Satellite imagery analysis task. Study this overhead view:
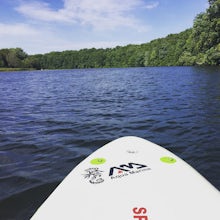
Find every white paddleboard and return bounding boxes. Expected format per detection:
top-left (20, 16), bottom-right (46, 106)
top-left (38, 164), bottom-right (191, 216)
top-left (31, 136), bottom-right (220, 220)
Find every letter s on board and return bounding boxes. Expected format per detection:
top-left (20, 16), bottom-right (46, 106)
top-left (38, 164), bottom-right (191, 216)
top-left (133, 207), bottom-right (147, 215)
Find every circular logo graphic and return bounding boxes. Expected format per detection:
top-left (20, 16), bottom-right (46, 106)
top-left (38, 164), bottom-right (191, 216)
top-left (160, 156), bottom-right (176, 164)
top-left (90, 158), bottom-right (106, 165)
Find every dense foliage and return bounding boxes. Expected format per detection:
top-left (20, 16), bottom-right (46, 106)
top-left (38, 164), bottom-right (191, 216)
top-left (0, 0), bottom-right (219, 70)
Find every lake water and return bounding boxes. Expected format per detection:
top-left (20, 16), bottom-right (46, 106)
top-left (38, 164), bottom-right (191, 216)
top-left (0, 66), bottom-right (220, 219)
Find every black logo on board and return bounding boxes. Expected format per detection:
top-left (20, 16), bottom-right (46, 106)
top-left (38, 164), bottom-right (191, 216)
top-left (109, 162), bottom-right (151, 179)
top-left (83, 168), bottom-right (104, 184)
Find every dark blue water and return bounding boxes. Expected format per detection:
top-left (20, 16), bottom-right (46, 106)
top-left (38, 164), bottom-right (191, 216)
top-left (0, 67), bottom-right (220, 219)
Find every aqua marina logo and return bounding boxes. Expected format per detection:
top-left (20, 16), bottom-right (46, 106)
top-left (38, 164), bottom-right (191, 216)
top-left (109, 162), bottom-right (151, 179)
top-left (84, 161), bottom-right (151, 184)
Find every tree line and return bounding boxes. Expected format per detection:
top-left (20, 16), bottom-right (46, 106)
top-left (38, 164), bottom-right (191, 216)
top-left (0, 0), bottom-right (219, 70)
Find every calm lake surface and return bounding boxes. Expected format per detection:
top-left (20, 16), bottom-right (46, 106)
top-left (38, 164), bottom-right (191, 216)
top-left (0, 66), bottom-right (220, 219)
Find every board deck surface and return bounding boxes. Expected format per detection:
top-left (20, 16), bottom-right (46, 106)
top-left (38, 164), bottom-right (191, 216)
top-left (31, 136), bottom-right (220, 220)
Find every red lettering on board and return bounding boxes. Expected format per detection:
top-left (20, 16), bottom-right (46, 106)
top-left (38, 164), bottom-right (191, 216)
top-left (133, 207), bottom-right (147, 215)
top-left (133, 207), bottom-right (148, 220)
top-left (133, 216), bottom-right (148, 220)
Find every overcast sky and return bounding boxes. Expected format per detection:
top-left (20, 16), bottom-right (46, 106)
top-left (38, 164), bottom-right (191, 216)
top-left (0, 0), bottom-right (208, 54)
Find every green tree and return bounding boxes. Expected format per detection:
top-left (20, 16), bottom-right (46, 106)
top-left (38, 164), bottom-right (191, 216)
top-left (0, 49), bottom-right (9, 67)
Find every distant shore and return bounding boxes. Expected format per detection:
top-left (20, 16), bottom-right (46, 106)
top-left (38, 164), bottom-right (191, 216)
top-left (0, 68), bottom-right (36, 72)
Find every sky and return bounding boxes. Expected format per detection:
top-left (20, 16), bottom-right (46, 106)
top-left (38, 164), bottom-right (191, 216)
top-left (0, 0), bottom-right (209, 55)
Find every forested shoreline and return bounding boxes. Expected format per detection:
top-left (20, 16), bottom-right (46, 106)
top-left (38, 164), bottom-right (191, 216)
top-left (0, 0), bottom-right (219, 71)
